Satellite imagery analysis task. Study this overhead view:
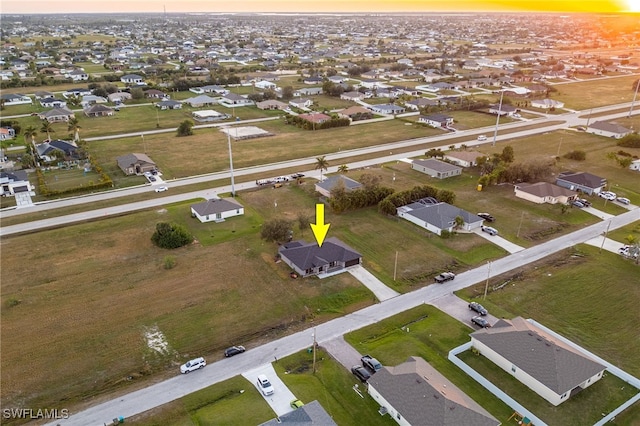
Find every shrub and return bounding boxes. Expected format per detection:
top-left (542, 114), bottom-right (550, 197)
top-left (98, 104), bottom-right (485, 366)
top-left (563, 150), bottom-right (586, 161)
top-left (151, 222), bottom-right (193, 249)
top-left (617, 133), bottom-right (640, 148)
top-left (260, 218), bottom-right (293, 243)
top-left (5, 298), bottom-right (21, 308)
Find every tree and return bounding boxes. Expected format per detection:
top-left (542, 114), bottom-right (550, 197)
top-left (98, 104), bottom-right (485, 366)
top-left (260, 218), bottom-right (293, 243)
top-left (67, 118), bottom-right (81, 142)
top-left (500, 145), bottom-right (515, 164)
top-left (617, 133), bottom-right (640, 148)
top-left (130, 88), bottom-right (144, 100)
top-left (281, 86), bottom-right (294, 100)
top-left (20, 153), bottom-right (36, 168)
top-left (315, 155), bottom-right (329, 181)
top-left (338, 164), bottom-right (349, 173)
top-left (454, 215), bottom-right (465, 230)
top-left (40, 121), bottom-right (55, 141)
top-left (296, 212), bottom-right (311, 236)
top-left (176, 120), bottom-right (194, 137)
top-left (151, 222), bottom-right (193, 249)
top-left (24, 125), bottom-right (38, 144)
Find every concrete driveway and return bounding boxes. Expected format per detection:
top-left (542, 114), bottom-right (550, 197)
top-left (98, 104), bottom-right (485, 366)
top-left (347, 265), bottom-right (399, 301)
top-left (242, 364), bottom-right (297, 417)
top-left (322, 336), bottom-right (364, 371)
top-left (429, 293), bottom-right (500, 329)
top-left (584, 235), bottom-right (630, 255)
top-left (472, 228), bottom-right (525, 254)
top-left (582, 206), bottom-right (614, 220)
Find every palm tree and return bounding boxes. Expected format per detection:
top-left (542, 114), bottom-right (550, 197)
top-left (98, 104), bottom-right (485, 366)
top-left (40, 121), bottom-right (55, 141)
top-left (315, 156), bottom-right (329, 181)
top-left (23, 126), bottom-right (38, 144)
top-left (338, 164), bottom-right (349, 174)
top-left (68, 118), bottom-right (81, 142)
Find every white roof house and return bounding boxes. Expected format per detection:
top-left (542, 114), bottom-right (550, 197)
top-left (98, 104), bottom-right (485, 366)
top-left (190, 198), bottom-right (244, 223)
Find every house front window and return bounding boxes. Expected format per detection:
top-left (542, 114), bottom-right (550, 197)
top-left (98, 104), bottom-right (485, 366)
top-left (511, 364), bottom-right (516, 373)
top-left (216, 213), bottom-right (222, 219)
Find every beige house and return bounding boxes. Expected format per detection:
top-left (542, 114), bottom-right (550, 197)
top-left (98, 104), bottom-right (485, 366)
top-left (411, 158), bottom-right (461, 179)
top-left (514, 182), bottom-right (577, 204)
top-left (443, 150), bottom-right (485, 168)
top-left (471, 317), bottom-right (606, 406)
top-left (116, 153), bottom-right (157, 176)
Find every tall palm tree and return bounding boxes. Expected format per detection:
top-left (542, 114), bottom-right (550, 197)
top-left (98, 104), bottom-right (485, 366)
top-left (315, 156), bottom-right (329, 181)
top-left (40, 121), bottom-right (55, 141)
top-left (24, 125), bottom-right (38, 144)
top-left (338, 164), bottom-right (348, 174)
top-left (68, 118), bottom-right (81, 142)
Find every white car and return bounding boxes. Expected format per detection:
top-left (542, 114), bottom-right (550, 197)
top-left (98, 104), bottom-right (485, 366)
top-left (155, 186), bottom-right (168, 193)
top-left (598, 191), bottom-right (616, 201)
top-left (257, 374), bottom-right (274, 396)
top-left (477, 135), bottom-right (487, 141)
top-left (616, 197), bottom-right (630, 205)
top-left (180, 357), bottom-right (206, 374)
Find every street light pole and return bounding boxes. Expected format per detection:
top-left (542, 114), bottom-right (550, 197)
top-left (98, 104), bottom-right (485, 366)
top-left (226, 129), bottom-right (236, 197)
top-left (629, 79), bottom-right (639, 118)
top-left (483, 261), bottom-right (491, 300)
top-left (492, 90), bottom-right (504, 147)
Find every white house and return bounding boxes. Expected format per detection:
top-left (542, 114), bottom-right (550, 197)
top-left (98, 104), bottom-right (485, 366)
top-left (418, 113), bottom-right (454, 128)
top-left (530, 98), bottom-right (565, 109)
top-left (587, 121), bottom-right (633, 139)
top-left (0, 170), bottom-right (35, 197)
top-left (412, 158), bottom-right (461, 179)
top-left (120, 74), bottom-right (145, 85)
top-left (470, 317), bottom-right (606, 406)
top-left (397, 201), bottom-right (484, 235)
top-left (367, 356), bottom-right (499, 426)
top-left (0, 93), bottom-right (32, 105)
top-left (191, 198), bottom-right (244, 223)
top-left (630, 159), bottom-right (640, 171)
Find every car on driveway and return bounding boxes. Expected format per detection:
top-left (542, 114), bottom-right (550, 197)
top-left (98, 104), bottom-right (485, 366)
top-left (477, 213), bottom-right (495, 222)
top-left (180, 357), bottom-right (206, 374)
top-left (469, 302), bottom-right (488, 316)
top-left (257, 374), bottom-right (274, 396)
top-left (571, 200), bottom-right (585, 208)
top-left (434, 272), bottom-right (456, 283)
top-left (361, 354), bottom-right (382, 373)
top-left (290, 399), bottom-right (304, 409)
top-left (481, 225), bottom-right (498, 236)
top-left (598, 191), bottom-right (616, 200)
top-left (616, 197), bottom-right (630, 205)
top-left (351, 365), bottom-right (372, 382)
top-left (154, 186), bottom-right (168, 193)
top-left (578, 198), bottom-right (591, 207)
top-left (224, 345), bottom-right (245, 357)
top-left (471, 316), bottom-right (491, 328)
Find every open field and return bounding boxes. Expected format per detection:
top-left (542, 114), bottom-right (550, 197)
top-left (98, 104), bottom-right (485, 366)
top-left (550, 75), bottom-right (640, 110)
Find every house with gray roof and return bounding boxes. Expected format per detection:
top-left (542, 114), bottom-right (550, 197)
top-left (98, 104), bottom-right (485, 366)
top-left (39, 107), bottom-right (75, 123)
top-left (0, 170), bottom-right (34, 197)
top-left (587, 121), bottom-right (633, 139)
top-left (418, 113), bottom-right (454, 128)
top-left (412, 158), bottom-right (461, 179)
top-left (315, 175), bottom-right (362, 198)
top-left (471, 317), bottom-right (606, 406)
top-left (397, 201), bottom-right (484, 235)
top-left (368, 104), bottom-right (405, 115)
top-left (156, 100), bottom-right (182, 110)
top-left (35, 139), bottom-right (80, 162)
top-left (182, 95), bottom-right (218, 108)
top-left (259, 400), bottom-right (337, 426)
top-left (116, 153), bottom-right (157, 176)
top-left (190, 197), bottom-right (244, 223)
top-left (514, 182), bottom-right (577, 204)
top-left (367, 356), bottom-right (499, 426)
top-left (278, 237), bottom-right (361, 277)
top-left (555, 171), bottom-right (606, 195)
top-left (84, 104), bottom-right (114, 117)
top-left (443, 150), bottom-right (485, 168)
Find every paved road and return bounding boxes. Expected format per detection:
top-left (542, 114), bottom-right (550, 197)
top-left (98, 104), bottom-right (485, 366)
top-left (45, 208), bottom-right (639, 426)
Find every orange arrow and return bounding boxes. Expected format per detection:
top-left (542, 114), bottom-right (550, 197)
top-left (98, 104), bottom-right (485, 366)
top-left (310, 203), bottom-right (330, 247)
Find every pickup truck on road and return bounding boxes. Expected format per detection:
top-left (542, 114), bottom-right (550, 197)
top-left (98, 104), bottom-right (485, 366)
top-left (434, 272), bottom-right (456, 283)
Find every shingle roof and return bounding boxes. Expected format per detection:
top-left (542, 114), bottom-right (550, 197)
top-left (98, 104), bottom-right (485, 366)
top-left (315, 175), bottom-right (362, 193)
top-left (516, 182), bottom-right (577, 198)
top-left (556, 171), bottom-right (606, 189)
top-left (402, 202), bottom-right (482, 229)
top-left (116, 153), bottom-right (156, 170)
top-left (413, 158), bottom-right (462, 173)
top-left (259, 400), bottom-right (337, 426)
top-left (368, 357), bottom-right (499, 426)
top-left (190, 198), bottom-right (243, 216)
top-left (278, 237), bottom-right (361, 271)
top-left (588, 121), bottom-right (632, 135)
top-left (471, 317), bottom-right (606, 394)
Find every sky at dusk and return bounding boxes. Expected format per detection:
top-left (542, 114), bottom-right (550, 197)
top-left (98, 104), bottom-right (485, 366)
top-left (1, 0), bottom-right (638, 14)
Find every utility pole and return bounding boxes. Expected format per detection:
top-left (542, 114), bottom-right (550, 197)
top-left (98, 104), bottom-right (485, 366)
top-left (312, 328), bottom-right (317, 374)
top-left (600, 220), bottom-right (612, 253)
top-left (226, 129), bottom-right (236, 197)
top-left (393, 251), bottom-right (398, 281)
top-left (629, 79), bottom-right (639, 118)
top-left (516, 211), bottom-right (524, 238)
top-left (483, 261), bottom-right (491, 300)
top-left (492, 90), bottom-right (504, 147)
top-left (557, 137), bottom-right (563, 157)
top-left (141, 134), bottom-right (146, 153)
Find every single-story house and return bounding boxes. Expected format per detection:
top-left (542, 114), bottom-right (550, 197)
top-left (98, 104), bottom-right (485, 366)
top-left (156, 100), bottom-right (182, 110)
top-left (108, 92), bottom-right (132, 103)
top-left (303, 76), bottom-right (323, 85)
top-left (489, 103), bottom-right (518, 116)
top-left (182, 95), bottom-right (219, 108)
top-left (340, 91), bottom-right (365, 101)
top-left (0, 170), bottom-right (35, 196)
top-left (0, 127), bottom-right (16, 141)
top-left (404, 98), bottom-right (439, 111)
top-left (289, 98), bottom-right (313, 109)
top-left (259, 400), bottom-right (337, 426)
top-left (256, 99), bottom-right (289, 110)
top-left (337, 106), bottom-right (372, 120)
top-left (368, 104), bottom-right (405, 115)
top-left (630, 159), bottom-right (640, 171)
top-left (418, 113), bottom-right (454, 128)
top-left (198, 85), bottom-right (228, 95)
top-left (298, 112), bottom-right (331, 125)
top-left (120, 74), bottom-right (145, 85)
top-left (296, 87), bottom-right (323, 96)
top-left (443, 150), bottom-right (485, 168)
top-left (514, 182), bottom-right (577, 204)
top-left (192, 110), bottom-right (228, 122)
top-left (81, 95), bottom-right (108, 107)
top-left (35, 139), bottom-right (79, 162)
top-left (471, 317), bottom-right (606, 406)
top-left (397, 201), bottom-right (484, 235)
top-left (412, 158), bottom-right (462, 179)
top-left (220, 93), bottom-right (254, 106)
top-left (0, 93), bottom-right (32, 105)
top-left (315, 175), bottom-right (362, 197)
top-left (278, 237), bottom-right (362, 278)
top-left (254, 80), bottom-right (277, 90)
top-left (66, 69), bottom-right (88, 81)
top-left (530, 98), bottom-right (565, 109)
top-left (145, 89), bottom-right (168, 99)
top-left (555, 171), bottom-right (606, 195)
top-left (40, 97), bottom-right (67, 108)
top-left (368, 356), bottom-right (500, 426)
top-left (190, 197), bottom-right (244, 223)
top-left (587, 121), bottom-right (633, 139)
top-left (39, 107), bottom-right (75, 123)
top-left (34, 90), bottom-right (55, 100)
top-left (116, 153), bottom-right (157, 176)
top-left (84, 104), bottom-right (115, 117)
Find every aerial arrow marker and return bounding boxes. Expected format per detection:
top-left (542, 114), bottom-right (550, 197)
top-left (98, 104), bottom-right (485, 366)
top-left (310, 203), bottom-right (331, 247)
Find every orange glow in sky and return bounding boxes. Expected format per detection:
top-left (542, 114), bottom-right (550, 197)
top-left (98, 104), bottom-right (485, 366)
top-left (0, 0), bottom-right (633, 14)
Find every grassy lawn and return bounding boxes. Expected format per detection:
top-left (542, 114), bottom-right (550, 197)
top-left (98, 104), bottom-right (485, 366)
top-left (344, 305), bottom-right (513, 423)
top-left (458, 350), bottom-right (638, 426)
top-left (40, 167), bottom-right (101, 192)
top-left (551, 75), bottom-right (640, 110)
top-left (449, 110), bottom-right (516, 130)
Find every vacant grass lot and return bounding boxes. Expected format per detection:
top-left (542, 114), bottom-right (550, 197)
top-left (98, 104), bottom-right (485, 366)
top-left (551, 75), bottom-right (640, 110)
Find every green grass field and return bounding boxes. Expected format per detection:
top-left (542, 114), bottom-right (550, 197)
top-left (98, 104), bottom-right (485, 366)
top-left (550, 75), bottom-right (639, 110)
